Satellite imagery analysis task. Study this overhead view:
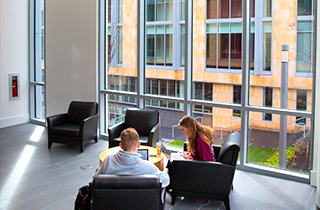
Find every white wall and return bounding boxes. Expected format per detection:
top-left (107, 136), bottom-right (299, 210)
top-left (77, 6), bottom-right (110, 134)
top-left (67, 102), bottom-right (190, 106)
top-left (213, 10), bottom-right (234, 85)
top-left (0, 0), bottom-right (30, 128)
top-left (45, 0), bottom-right (97, 117)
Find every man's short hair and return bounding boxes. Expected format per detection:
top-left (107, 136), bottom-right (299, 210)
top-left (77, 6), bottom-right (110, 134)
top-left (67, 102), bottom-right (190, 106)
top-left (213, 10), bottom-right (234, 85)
top-left (120, 128), bottom-right (139, 151)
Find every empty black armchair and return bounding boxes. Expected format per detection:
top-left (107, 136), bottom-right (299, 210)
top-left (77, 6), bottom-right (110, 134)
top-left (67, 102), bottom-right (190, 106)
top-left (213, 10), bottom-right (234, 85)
top-left (91, 174), bottom-right (165, 210)
top-left (108, 108), bottom-right (160, 148)
top-left (170, 132), bottom-right (241, 210)
top-left (47, 101), bottom-right (99, 152)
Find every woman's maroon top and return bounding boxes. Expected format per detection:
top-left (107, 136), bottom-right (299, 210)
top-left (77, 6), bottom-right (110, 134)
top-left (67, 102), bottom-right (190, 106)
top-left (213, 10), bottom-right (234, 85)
top-left (191, 135), bottom-right (215, 161)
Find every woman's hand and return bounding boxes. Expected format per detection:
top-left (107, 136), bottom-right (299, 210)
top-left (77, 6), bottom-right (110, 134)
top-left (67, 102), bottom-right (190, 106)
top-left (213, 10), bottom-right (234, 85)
top-left (181, 151), bottom-right (191, 159)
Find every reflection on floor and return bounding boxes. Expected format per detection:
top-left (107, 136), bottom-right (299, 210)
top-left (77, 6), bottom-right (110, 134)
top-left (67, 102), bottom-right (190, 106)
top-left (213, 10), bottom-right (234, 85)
top-left (0, 123), bottom-right (316, 210)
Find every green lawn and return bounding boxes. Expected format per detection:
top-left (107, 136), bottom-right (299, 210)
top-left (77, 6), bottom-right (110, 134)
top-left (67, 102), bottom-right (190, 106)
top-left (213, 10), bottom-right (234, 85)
top-left (166, 140), bottom-right (184, 149)
top-left (239, 146), bottom-right (276, 165)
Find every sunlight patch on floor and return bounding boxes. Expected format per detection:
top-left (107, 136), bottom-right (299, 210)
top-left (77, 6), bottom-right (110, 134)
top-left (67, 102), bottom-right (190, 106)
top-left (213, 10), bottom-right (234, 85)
top-left (29, 126), bottom-right (45, 142)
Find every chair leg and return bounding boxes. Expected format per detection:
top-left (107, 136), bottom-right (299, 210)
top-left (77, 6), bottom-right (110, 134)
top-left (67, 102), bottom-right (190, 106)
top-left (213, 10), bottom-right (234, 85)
top-left (224, 196), bottom-right (230, 210)
top-left (171, 191), bottom-right (177, 206)
top-left (80, 144), bottom-right (84, 153)
top-left (94, 136), bottom-right (98, 143)
top-left (48, 141), bottom-right (52, 149)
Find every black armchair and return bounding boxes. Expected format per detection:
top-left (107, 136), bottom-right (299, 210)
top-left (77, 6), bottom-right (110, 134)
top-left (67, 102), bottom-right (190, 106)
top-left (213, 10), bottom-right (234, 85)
top-left (170, 132), bottom-right (241, 210)
top-left (91, 174), bottom-right (165, 210)
top-left (108, 108), bottom-right (160, 148)
top-left (47, 101), bottom-right (99, 152)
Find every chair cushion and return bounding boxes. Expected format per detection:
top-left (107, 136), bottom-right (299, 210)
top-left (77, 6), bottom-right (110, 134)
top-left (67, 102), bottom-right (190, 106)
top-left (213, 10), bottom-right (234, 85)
top-left (124, 108), bottom-right (158, 136)
top-left (51, 124), bottom-right (80, 137)
top-left (67, 101), bottom-right (98, 125)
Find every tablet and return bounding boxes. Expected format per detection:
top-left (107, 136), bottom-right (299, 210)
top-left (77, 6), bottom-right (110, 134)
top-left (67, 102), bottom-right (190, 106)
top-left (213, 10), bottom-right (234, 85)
top-left (137, 149), bottom-right (149, 160)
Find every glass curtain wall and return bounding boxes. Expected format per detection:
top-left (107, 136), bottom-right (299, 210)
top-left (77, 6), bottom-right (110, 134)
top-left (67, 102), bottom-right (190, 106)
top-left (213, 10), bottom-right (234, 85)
top-left (30, 0), bottom-right (45, 124)
top-left (100, 0), bottom-right (137, 133)
top-left (100, 0), bottom-right (314, 180)
top-left (246, 0), bottom-right (313, 175)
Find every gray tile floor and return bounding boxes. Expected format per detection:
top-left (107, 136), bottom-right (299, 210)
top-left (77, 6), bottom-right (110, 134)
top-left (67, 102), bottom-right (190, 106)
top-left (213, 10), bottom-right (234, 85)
top-left (0, 123), bottom-right (316, 210)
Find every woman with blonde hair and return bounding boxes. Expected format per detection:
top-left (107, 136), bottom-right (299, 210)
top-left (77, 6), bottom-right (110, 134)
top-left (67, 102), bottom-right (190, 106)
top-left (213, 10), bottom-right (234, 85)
top-left (179, 115), bottom-right (215, 161)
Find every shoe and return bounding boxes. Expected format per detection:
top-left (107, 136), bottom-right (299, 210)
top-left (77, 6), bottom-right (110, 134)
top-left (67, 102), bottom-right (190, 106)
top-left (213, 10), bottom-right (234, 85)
top-left (193, 198), bottom-right (210, 206)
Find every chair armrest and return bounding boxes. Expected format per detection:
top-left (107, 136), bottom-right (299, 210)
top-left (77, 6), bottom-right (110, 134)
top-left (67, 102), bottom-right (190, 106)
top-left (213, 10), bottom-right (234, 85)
top-left (47, 113), bottom-right (68, 128)
top-left (108, 122), bottom-right (125, 147)
top-left (80, 114), bottom-right (99, 139)
top-left (148, 123), bottom-right (160, 147)
top-left (171, 160), bottom-right (235, 195)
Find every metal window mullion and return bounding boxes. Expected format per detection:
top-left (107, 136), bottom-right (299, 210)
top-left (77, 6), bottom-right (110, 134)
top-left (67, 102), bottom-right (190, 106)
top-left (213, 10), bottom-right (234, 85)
top-left (99, 0), bottom-right (106, 132)
top-left (137, 0), bottom-right (145, 108)
top-left (240, 0), bottom-right (251, 166)
top-left (309, 0), bottom-right (317, 181)
top-left (228, 27), bottom-right (231, 69)
top-left (164, 29), bottom-right (167, 66)
top-left (184, 0), bottom-right (193, 116)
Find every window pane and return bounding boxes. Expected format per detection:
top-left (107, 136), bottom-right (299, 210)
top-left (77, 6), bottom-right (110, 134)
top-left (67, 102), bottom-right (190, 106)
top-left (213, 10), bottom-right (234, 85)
top-left (118, 0), bottom-right (123, 23)
top-left (194, 82), bottom-right (202, 100)
top-left (230, 33), bottom-right (242, 69)
top-left (107, 94), bottom-right (137, 126)
top-left (181, 0), bottom-right (185, 20)
top-left (248, 112), bottom-right (310, 174)
top-left (147, 0), bottom-right (155, 21)
top-left (264, 0), bottom-right (272, 17)
top-left (166, 0), bottom-right (173, 21)
top-left (297, 90), bottom-right (307, 111)
top-left (156, 0), bottom-right (165, 21)
top-left (156, 34), bottom-right (164, 65)
top-left (233, 85), bottom-right (241, 117)
top-left (298, 0), bottom-right (312, 15)
top-left (297, 21), bottom-right (312, 73)
top-left (263, 33), bottom-right (271, 71)
top-left (181, 25), bottom-right (185, 67)
top-left (166, 34), bottom-right (173, 66)
top-left (219, 0), bottom-right (229, 18)
top-left (231, 0), bottom-right (242, 18)
top-left (108, 0), bottom-right (111, 23)
top-left (147, 34), bottom-right (155, 65)
top-left (207, 0), bottom-right (217, 19)
top-left (263, 87), bottom-right (273, 121)
top-left (206, 34), bottom-right (217, 68)
top-left (118, 27), bottom-right (123, 64)
top-left (218, 34), bottom-right (229, 69)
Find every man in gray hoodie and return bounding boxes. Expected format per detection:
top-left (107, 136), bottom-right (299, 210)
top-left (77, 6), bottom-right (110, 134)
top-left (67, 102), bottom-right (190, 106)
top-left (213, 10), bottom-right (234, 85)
top-left (92, 128), bottom-right (170, 188)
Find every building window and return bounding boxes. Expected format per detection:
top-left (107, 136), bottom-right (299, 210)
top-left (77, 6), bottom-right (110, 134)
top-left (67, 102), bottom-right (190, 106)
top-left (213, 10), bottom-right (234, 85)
top-left (207, 0), bottom-right (245, 19)
top-left (206, 23), bottom-right (243, 70)
top-left (263, 22), bottom-right (272, 71)
top-left (263, 87), bottom-right (273, 121)
top-left (146, 78), bottom-right (183, 109)
top-left (180, 24), bottom-right (185, 67)
top-left (233, 85), bottom-right (241, 117)
top-left (147, 0), bottom-right (173, 21)
top-left (146, 25), bottom-right (173, 66)
top-left (193, 82), bottom-right (213, 113)
top-left (296, 21), bottom-right (313, 74)
top-left (298, 0), bottom-right (312, 16)
top-left (296, 90), bottom-right (307, 124)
